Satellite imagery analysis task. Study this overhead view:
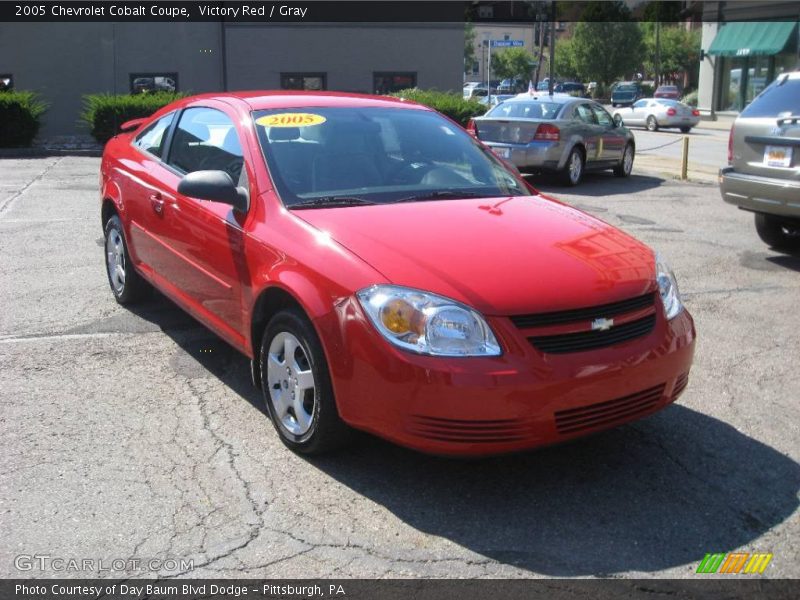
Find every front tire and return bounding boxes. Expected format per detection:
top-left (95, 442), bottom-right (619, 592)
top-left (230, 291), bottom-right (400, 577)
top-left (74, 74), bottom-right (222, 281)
top-left (104, 215), bottom-right (148, 304)
top-left (259, 308), bottom-right (351, 455)
top-left (754, 213), bottom-right (800, 251)
top-left (614, 143), bottom-right (634, 177)
top-left (646, 116), bottom-right (659, 132)
top-left (560, 147), bottom-right (584, 186)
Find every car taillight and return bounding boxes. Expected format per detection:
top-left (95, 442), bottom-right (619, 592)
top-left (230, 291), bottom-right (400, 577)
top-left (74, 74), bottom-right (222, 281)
top-left (667, 108), bottom-right (677, 116)
top-left (466, 119), bottom-right (477, 137)
top-left (533, 123), bottom-right (560, 141)
top-left (692, 109), bottom-right (700, 117)
top-left (728, 125), bottom-right (734, 164)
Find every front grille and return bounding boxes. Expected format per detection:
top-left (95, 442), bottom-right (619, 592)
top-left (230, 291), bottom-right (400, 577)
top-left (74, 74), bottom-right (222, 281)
top-left (408, 415), bottom-right (532, 444)
top-left (672, 372), bottom-right (690, 399)
top-left (511, 293), bottom-right (655, 329)
top-left (529, 313), bottom-right (656, 354)
top-left (554, 383), bottom-right (666, 435)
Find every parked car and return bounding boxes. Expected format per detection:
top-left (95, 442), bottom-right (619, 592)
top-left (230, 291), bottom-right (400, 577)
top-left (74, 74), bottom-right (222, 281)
top-left (613, 98), bottom-right (700, 133)
top-left (100, 91), bottom-right (694, 456)
top-left (720, 71), bottom-right (800, 250)
top-left (463, 82), bottom-right (481, 99)
top-left (611, 82), bottom-right (643, 107)
top-left (554, 82), bottom-right (587, 97)
top-left (479, 94), bottom-right (516, 107)
top-left (470, 93), bottom-right (636, 185)
top-left (498, 78), bottom-right (526, 93)
top-left (654, 85), bottom-right (680, 100)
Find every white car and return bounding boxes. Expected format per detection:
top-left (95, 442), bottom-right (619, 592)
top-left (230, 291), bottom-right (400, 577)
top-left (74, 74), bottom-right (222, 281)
top-left (613, 98), bottom-right (700, 133)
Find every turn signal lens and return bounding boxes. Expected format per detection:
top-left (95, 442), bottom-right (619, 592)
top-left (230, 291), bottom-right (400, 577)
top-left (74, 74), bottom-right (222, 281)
top-left (533, 123), bottom-right (560, 141)
top-left (380, 298), bottom-right (424, 335)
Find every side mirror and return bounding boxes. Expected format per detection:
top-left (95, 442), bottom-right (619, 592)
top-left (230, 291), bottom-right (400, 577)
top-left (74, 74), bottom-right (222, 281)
top-left (177, 170), bottom-right (249, 213)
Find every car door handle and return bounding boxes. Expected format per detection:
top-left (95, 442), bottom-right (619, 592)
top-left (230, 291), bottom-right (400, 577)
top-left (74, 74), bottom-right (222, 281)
top-left (149, 193), bottom-right (165, 214)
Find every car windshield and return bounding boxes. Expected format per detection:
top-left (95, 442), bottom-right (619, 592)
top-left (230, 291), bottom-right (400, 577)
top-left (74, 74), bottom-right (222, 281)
top-left (655, 99), bottom-right (681, 107)
top-left (616, 84), bottom-right (638, 92)
top-left (658, 86), bottom-right (678, 92)
top-left (486, 101), bottom-right (563, 119)
top-left (253, 107), bottom-right (529, 208)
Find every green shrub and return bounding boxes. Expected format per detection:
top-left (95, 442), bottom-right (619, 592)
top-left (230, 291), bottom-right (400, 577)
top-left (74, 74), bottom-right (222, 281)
top-left (81, 92), bottom-right (187, 144)
top-left (389, 88), bottom-right (486, 126)
top-left (0, 91), bottom-right (48, 147)
top-left (682, 90), bottom-right (698, 107)
top-left (640, 83), bottom-right (655, 97)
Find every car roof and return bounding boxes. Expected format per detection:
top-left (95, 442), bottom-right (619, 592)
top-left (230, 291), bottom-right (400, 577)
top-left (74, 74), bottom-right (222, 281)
top-left (506, 93), bottom-right (578, 105)
top-left (180, 90), bottom-right (429, 112)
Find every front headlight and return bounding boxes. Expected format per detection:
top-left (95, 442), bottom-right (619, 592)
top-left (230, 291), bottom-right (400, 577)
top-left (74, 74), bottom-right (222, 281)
top-left (656, 252), bottom-right (683, 320)
top-left (356, 285), bottom-right (501, 357)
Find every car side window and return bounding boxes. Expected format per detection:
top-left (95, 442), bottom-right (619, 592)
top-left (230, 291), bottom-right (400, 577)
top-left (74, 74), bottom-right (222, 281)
top-left (591, 105), bottom-right (613, 127)
top-left (575, 104), bottom-right (597, 125)
top-left (167, 107), bottom-right (244, 183)
top-left (132, 113), bottom-right (174, 158)
top-left (633, 100), bottom-right (647, 109)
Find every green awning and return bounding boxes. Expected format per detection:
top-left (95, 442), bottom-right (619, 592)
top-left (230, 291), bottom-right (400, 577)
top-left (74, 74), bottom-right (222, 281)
top-left (708, 21), bottom-right (798, 57)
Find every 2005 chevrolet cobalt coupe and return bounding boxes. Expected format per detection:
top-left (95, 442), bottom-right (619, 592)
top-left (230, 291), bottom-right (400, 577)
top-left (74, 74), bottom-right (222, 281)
top-left (100, 92), bottom-right (695, 456)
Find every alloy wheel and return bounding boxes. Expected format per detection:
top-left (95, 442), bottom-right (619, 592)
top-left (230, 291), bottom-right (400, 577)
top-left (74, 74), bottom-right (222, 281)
top-left (266, 331), bottom-right (316, 436)
top-left (569, 151), bottom-right (583, 184)
top-left (623, 145), bottom-right (634, 175)
top-left (106, 227), bottom-right (126, 295)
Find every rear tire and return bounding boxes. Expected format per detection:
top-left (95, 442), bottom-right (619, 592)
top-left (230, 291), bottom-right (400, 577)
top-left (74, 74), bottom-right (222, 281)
top-left (104, 215), bottom-right (148, 305)
top-left (754, 213), bottom-right (800, 251)
top-left (614, 143), bottom-right (634, 177)
top-left (646, 116), bottom-right (659, 132)
top-left (680, 126), bottom-right (692, 133)
top-left (259, 308), bottom-right (352, 455)
top-left (560, 147), bottom-right (584, 186)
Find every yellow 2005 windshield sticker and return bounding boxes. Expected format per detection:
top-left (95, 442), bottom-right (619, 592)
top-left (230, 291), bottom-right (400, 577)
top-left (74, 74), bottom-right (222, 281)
top-left (256, 113), bottom-right (326, 128)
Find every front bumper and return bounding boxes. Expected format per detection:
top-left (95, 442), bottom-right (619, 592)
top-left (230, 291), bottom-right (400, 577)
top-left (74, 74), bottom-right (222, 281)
top-left (483, 140), bottom-right (566, 170)
top-left (330, 301), bottom-right (696, 456)
top-left (720, 166), bottom-right (800, 218)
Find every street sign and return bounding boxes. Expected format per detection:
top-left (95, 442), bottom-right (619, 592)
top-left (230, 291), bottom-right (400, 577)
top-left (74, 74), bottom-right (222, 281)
top-left (490, 40), bottom-right (524, 48)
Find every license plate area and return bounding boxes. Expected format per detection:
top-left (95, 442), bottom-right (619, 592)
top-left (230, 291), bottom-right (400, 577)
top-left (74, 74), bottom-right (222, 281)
top-left (764, 145), bottom-right (793, 168)
top-left (491, 147), bottom-right (511, 159)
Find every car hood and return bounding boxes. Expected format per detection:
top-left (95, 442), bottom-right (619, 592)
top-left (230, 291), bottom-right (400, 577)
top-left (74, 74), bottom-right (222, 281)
top-left (294, 196), bottom-right (656, 315)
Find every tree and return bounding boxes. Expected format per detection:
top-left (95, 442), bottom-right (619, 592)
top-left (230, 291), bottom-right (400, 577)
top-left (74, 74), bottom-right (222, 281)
top-left (553, 37), bottom-right (579, 80)
top-left (464, 22), bottom-right (476, 76)
top-left (491, 47), bottom-right (537, 81)
top-left (641, 23), bottom-right (701, 84)
top-left (569, 2), bottom-right (643, 87)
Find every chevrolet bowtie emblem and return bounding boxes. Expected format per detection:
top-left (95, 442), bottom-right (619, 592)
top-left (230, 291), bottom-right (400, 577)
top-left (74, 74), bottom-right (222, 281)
top-left (592, 318), bottom-right (614, 331)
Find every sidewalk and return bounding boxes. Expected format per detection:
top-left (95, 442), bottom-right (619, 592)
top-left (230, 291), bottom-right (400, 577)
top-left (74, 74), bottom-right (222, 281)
top-left (635, 154), bottom-right (720, 185)
top-left (694, 114), bottom-right (736, 133)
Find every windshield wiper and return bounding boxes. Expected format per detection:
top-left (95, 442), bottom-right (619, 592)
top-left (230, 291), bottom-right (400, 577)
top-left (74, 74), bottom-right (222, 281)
top-left (290, 196), bottom-right (378, 209)
top-left (393, 190), bottom-right (489, 203)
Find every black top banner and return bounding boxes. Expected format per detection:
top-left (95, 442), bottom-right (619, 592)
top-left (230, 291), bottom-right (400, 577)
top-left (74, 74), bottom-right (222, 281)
top-left (4, 1), bottom-right (799, 23)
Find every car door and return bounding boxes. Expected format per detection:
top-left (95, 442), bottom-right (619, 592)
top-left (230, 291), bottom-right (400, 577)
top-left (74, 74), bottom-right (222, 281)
top-left (628, 99), bottom-right (648, 126)
top-left (125, 111), bottom-right (179, 274)
top-left (591, 103), bottom-right (626, 163)
top-left (573, 102), bottom-right (603, 165)
top-left (157, 105), bottom-right (250, 341)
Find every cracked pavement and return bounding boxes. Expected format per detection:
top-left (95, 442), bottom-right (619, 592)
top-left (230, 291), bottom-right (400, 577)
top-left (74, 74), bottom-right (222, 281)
top-left (0, 158), bottom-right (798, 579)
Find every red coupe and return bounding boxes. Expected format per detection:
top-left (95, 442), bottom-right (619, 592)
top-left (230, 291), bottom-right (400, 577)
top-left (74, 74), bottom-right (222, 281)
top-left (100, 92), bottom-right (695, 456)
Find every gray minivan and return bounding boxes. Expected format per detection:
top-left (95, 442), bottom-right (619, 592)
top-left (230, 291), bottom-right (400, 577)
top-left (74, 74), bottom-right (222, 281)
top-left (720, 71), bottom-right (800, 250)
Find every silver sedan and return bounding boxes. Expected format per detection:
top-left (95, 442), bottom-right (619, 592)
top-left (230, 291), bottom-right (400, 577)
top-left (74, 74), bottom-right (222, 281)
top-left (472, 93), bottom-right (636, 186)
top-left (612, 98), bottom-right (700, 133)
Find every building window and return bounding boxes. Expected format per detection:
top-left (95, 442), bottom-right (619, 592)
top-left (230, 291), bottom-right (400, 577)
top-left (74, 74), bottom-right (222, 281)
top-left (280, 73), bottom-right (326, 91)
top-left (0, 74), bottom-right (13, 91)
top-left (373, 72), bottom-right (417, 95)
top-left (130, 73), bottom-right (178, 94)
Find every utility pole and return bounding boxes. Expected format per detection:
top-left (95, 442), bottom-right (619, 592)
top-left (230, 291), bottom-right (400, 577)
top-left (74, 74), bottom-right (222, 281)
top-left (548, 4), bottom-right (555, 95)
top-left (655, 21), bottom-right (661, 86)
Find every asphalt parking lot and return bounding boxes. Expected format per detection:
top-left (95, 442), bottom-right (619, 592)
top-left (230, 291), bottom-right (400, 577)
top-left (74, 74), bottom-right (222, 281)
top-left (1, 157), bottom-right (798, 578)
